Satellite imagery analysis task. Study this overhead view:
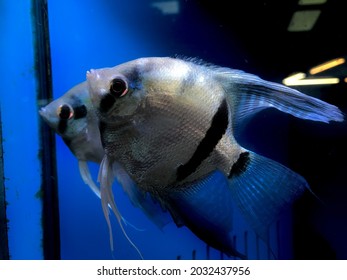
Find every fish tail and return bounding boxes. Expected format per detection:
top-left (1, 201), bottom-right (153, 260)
top-left (99, 156), bottom-right (144, 259)
top-left (227, 150), bottom-right (309, 241)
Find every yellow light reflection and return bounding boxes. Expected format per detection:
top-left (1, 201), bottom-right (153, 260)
top-left (309, 58), bottom-right (345, 75)
top-left (282, 72), bottom-right (306, 85)
top-left (284, 78), bottom-right (340, 86)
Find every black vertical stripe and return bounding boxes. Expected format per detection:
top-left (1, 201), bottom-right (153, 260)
top-left (57, 119), bottom-right (68, 134)
top-left (99, 121), bottom-right (107, 148)
top-left (176, 98), bottom-right (229, 181)
top-left (73, 105), bottom-right (87, 119)
top-left (100, 94), bottom-right (116, 113)
top-left (228, 152), bottom-right (250, 179)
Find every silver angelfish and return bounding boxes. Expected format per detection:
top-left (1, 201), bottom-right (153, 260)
top-left (86, 57), bottom-right (344, 259)
top-left (39, 82), bottom-right (152, 257)
top-left (39, 82), bottom-right (104, 197)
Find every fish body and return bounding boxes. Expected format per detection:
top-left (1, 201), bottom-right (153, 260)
top-left (84, 57), bottom-right (343, 258)
top-left (89, 58), bottom-right (239, 189)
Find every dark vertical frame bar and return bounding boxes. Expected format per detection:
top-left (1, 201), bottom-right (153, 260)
top-left (32, 0), bottom-right (61, 259)
top-left (0, 110), bottom-right (10, 260)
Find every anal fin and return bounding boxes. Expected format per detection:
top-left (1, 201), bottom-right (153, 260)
top-left (228, 150), bottom-right (309, 241)
top-left (164, 170), bottom-right (246, 259)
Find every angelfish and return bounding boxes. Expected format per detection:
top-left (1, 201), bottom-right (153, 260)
top-left (39, 82), bottom-right (149, 257)
top-left (86, 57), bottom-right (344, 259)
top-left (39, 82), bottom-right (104, 197)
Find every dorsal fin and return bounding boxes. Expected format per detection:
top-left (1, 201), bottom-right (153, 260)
top-left (214, 68), bottom-right (344, 127)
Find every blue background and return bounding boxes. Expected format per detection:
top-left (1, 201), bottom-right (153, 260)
top-left (1, 0), bottom-right (346, 260)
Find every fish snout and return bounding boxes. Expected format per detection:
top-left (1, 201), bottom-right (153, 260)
top-left (38, 106), bottom-right (59, 129)
top-left (39, 107), bottom-right (51, 125)
top-left (39, 107), bottom-right (47, 119)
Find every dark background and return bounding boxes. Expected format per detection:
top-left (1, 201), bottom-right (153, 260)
top-left (172, 0), bottom-right (347, 259)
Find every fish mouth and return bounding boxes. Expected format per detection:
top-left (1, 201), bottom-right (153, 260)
top-left (39, 107), bottom-right (48, 120)
top-left (38, 107), bottom-right (56, 128)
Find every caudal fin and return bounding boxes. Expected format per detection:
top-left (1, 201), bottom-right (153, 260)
top-left (228, 150), bottom-right (309, 241)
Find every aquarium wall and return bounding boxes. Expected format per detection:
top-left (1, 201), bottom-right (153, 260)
top-left (1, 0), bottom-right (346, 260)
top-left (1, 0), bottom-right (46, 259)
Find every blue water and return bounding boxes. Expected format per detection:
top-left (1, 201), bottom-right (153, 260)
top-left (1, 0), bottom-right (346, 260)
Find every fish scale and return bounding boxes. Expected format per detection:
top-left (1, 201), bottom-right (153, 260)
top-left (101, 93), bottom-right (224, 189)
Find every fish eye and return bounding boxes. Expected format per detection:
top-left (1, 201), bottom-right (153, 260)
top-left (110, 78), bottom-right (128, 98)
top-left (57, 104), bottom-right (74, 120)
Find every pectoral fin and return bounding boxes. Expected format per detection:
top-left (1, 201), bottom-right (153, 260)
top-left (98, 156), bottom-right (143, 259)
top-left (78, 160), bottom-right (101, 198)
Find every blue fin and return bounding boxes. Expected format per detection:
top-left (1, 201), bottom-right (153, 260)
top-left (228, 150), bottom-right (309, 241)
top-left (164, 170), bottom-right (247, 259)
top-left (215, 68), bottom-right (344, 124)
top-left (163, 151), bottom-right (309, 259)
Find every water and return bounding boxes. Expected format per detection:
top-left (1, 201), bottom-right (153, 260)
top-left (1, 0), bottom-right (346, 260)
